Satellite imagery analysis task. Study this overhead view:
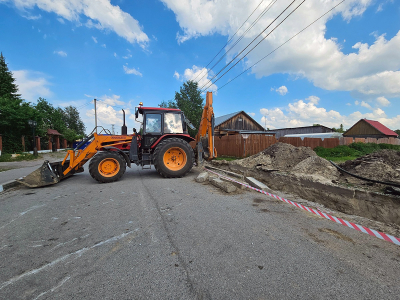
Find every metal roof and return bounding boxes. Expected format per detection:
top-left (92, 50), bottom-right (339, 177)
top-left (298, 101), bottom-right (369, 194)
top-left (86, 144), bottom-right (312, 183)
top-left (363, 119), bottom-right (398, 137)
top-left (214, 111), bottom-right (242, 127)
top-left (47, 129), bottom-right (62, 136)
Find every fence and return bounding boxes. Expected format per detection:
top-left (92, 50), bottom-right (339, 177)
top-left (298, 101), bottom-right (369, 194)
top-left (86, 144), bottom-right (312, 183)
top-left (215, 135), bottom-right (400, 158)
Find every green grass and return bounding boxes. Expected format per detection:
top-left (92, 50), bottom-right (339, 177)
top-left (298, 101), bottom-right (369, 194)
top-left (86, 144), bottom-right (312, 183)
top-left (314, 142), bottom-right (400, 162)
top-left (0, 153), bottom-right (40, 162)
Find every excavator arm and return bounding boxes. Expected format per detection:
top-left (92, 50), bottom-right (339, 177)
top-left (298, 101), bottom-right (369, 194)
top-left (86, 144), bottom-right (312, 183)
top-left (195, 91), bottom-right (217, 161)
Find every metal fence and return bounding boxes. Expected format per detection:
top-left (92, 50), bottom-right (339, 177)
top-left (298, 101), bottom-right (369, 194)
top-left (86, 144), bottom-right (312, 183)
top-left (214, 135), bottom-right (400, 158)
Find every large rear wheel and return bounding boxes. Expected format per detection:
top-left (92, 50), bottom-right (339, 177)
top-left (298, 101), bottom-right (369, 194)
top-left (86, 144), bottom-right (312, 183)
top-left (89, 151), bottom-right (126, 183)
top-left (153, 138), bottom-right (194, 178)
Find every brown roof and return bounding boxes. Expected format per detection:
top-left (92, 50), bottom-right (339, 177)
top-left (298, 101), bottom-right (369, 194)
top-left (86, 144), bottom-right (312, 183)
top-left (47, 129), bottom-right (62, 136)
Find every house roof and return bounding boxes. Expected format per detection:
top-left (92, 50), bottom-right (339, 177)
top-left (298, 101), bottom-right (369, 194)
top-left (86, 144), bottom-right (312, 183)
top-left (47, 129), bottom-right (62, 136)
top-left (363, 119), bottom-right (398, 137)
top-left (214, 111), bottom-right (242, 127)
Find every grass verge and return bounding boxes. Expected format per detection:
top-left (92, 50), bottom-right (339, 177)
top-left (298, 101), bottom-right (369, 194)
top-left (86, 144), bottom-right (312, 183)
top-left (0, 153), bottom-right (40, 162)
top-left (315, 142), bottom-right (400, 162)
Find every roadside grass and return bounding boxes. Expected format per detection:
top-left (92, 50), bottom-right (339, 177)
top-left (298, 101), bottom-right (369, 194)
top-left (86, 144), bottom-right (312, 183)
top-left (0, 153), bottom-right (40, 162)
top-left (315, 142), bottom-right (400, 162)
top-left (0, 167), bottom-right (12, 172)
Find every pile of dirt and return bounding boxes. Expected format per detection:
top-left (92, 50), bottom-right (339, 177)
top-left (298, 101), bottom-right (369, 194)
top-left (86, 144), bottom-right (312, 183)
top-left (230, 142), bottom-right (317, 171)
top-left (339, 150), bottom-right (400, 184)
top-left (292, 156), bottom-right (340, 182)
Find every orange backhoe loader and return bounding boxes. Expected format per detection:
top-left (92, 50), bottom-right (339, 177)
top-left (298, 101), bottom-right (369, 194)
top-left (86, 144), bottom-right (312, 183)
top-left (17, 92), bottom-right (217, 188)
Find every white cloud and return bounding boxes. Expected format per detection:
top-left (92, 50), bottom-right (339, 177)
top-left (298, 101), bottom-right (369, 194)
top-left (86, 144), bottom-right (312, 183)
top-left (101, 44), bottom-right (106, 48)
top-left (92, 36), bottom-right (98, 43)
top-left (160, 0), bottom-right (400, 98)
top-left (376, 96), bottom-right (390, 107)
top-left (275, 86), bottom-right (288, 96)
top-left (57, 17), bottom-right (65, 24)
top-left (176, 65), bottom-right (218, 92)
top-left (6, 0), bottom-right (149, 45)
top-left (346, 103), bottom-right (351, 106)
top-left (12, 70), bottom-right (52, 101)
top-left (53, 50), bottom-right (67, 57)
top-left (306, 96), bottom-right (320, 104)
top-left (260, 96), bottom-right (400, 130)
top-left (247, 112), bottom-right (255, 117)
top-left (360, 101), bottom-right (372, 109)
top-left (84, 94), bottom-right (141, 131)
top-left (122, 54), bottom-right (132, 59)
top-left (113, 52), bottom-right (117, 57)
top-left (123, 65), bottom-right (142, 76)
top-left (173, 71), bottom-right (180, 80)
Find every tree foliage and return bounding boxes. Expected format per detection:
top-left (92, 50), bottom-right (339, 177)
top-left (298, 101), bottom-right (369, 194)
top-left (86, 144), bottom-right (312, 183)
top-left (159, 80), bottom-right (204, 137)
top-left (332, 124), bottom-right (345, 133)
top-left (0, 53), bottom-right (86, 153)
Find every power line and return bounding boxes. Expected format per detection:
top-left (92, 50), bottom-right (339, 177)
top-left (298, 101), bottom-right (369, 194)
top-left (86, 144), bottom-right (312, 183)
top-left (191, 0), bottom-right (266, 82)
top-left (200, 0), bottom-right (299, 91)
top-left (195, 0), bottom-right (279, 85)
top-left (201, 0), bottom-right (306, 92)
top-left (216, 0), bottom-right (346, 92)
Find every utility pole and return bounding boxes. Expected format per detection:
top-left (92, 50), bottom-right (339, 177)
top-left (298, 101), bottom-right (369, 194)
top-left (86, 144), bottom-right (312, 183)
top-left (94, 98), bottom-right (97, 133)
top-left (111, 124), bottom-right (115, 135)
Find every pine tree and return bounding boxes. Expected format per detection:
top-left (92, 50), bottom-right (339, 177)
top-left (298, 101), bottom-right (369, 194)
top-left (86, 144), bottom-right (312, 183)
top-left (0, 52), bottom-right (20, 100)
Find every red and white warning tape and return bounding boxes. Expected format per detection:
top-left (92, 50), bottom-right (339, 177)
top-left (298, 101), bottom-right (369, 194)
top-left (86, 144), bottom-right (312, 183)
top-left (206, 169), bottom-right (400, 246)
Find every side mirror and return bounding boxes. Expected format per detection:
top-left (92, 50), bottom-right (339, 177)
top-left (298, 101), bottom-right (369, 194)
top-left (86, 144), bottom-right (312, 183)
top-left (135, 108), bottom-right (139, 119)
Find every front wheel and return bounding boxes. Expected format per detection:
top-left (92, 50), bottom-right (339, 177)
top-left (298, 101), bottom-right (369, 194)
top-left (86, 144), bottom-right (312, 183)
top-left (153, 138), bottom-right (194, 178)
top-left (89, 151), bottom-right (126, 183)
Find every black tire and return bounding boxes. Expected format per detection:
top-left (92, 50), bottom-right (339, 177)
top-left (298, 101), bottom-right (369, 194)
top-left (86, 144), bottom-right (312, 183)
top-left (89, 151), bottom-right (126, 183)
top-left (153, 138), bottom-right (194, 178)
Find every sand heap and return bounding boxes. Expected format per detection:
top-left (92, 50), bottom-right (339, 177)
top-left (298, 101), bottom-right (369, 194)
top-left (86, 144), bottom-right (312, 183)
top-left (339, 150), bottom-right (400, 184)
top-left (230, 142), bottom-right (317, 171)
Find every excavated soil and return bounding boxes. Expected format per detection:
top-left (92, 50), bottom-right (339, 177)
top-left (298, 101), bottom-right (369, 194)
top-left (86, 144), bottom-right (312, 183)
top-left (230, 142), bottom-right (317, 171)
top-left (212, 144), bottom-right (400, 228)
top-left (338, 150), bottom-right (400, 187)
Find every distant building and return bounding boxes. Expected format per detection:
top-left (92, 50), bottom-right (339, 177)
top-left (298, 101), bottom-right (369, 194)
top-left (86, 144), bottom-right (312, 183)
top-left (214, 111), bottom-right (273, 136)
top-left (284, 132), bottom-right (343, 140)
top-left (343, 119), bottom-right (398, 139)
top-left (265, 125), bottom-right (334, 139)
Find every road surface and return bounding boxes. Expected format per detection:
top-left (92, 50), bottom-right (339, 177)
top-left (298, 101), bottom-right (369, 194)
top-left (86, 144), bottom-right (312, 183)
top-left (0, 165), bottom-right (399, 299)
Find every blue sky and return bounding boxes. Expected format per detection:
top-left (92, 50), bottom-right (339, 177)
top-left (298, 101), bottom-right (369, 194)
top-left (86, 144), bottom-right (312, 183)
top-left (0, 0), bottom-right (399, 133)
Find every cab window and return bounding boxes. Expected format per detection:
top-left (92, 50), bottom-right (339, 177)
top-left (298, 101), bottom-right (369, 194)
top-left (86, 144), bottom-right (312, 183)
top-left (145, 114), bottom-right (162, 133)
top-left (164, 113), bottom-right (183, 134)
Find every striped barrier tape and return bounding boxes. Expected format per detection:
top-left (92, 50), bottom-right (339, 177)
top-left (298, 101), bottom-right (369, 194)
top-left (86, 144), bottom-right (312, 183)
top-left (205, 168), bottom-right (400, 246)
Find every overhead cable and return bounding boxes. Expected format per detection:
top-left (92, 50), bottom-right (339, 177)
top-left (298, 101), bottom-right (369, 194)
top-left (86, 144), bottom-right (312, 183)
top-left (195, 0), bottom-right (279, 84)
top-left (216, 0), bottom-right (346, 91)
top-left (201, 0), bottom-right (306, 92)
top-left (200, 0), bottom-right (299, 91)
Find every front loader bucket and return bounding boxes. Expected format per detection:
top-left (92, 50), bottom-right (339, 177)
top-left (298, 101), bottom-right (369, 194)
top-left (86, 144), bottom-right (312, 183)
top-left (16, 161), bottom-right (60, 188)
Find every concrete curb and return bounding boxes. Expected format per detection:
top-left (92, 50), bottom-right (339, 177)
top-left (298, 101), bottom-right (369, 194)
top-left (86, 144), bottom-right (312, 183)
top-left (0, 180), bottom-right (23, 193)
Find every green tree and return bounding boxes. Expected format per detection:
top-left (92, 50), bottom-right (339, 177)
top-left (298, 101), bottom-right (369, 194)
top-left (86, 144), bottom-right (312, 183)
top-left (35, 98), bottom-right (66, 135)
top-left (159, 99), bottom-right (178, 109)
top-left (63, 105), bottom-right (86, 135)
top-left (0, 52), bottom-right (20, 100)
top-left (332, 124), bottom-right (345, 133)
top-left (395, 129), bottom-right (400, 136)
top-left (165, 80), bottom-right (204, 138)
top-left (0, 53), bottom-right (38, 153)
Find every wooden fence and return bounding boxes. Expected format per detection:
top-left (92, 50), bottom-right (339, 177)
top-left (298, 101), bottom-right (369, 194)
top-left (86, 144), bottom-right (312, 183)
top-left (214, 135), bottom-right (400, 158)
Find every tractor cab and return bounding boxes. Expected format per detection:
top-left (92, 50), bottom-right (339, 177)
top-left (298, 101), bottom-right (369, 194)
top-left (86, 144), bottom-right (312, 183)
top-left (135, 105), bottom-right (191, 149)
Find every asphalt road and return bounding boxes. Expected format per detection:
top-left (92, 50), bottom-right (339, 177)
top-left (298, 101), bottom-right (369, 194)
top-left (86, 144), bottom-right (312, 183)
top-left (0, 165), bottom-right (399, 300)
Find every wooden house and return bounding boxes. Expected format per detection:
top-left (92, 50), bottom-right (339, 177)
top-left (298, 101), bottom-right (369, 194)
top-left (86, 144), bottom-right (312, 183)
top-left (343, 119), bottom-right (398, 139)
top-left (214, 111), bottom-right (271, 136)
top-left (264, 125), bottom-right (334, 139)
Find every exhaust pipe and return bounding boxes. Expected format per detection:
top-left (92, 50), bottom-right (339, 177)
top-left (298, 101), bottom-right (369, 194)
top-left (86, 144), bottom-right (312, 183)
top-left (121, 109), bottom-right (127, 135)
